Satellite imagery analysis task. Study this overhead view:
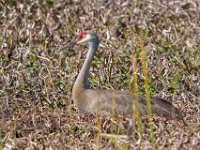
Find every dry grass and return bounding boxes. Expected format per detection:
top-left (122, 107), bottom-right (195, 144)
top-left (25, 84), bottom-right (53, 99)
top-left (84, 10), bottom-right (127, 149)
top-left (0, 0), bottom-right (200, 149)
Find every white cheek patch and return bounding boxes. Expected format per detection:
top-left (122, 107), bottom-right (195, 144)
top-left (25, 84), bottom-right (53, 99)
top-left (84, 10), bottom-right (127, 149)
top-left (77, 34), bottom-right (91, 44)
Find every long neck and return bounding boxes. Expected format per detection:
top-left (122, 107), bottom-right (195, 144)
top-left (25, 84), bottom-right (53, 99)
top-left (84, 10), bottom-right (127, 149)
top-left (74, 40), bottom-right (99, 90)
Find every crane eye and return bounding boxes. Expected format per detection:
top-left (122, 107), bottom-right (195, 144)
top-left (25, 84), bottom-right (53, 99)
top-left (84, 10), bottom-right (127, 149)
top-left (78, 32), bottom-right (87, 41)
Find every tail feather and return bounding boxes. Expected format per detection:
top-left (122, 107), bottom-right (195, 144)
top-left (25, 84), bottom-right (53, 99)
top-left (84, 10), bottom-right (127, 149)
top-left (139, 96), bottom-right (185, 120)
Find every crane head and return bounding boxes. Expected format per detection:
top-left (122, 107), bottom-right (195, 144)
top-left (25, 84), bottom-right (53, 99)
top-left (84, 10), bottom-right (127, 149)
top-left (56, 31), bottom-right (98, 53)
top-left (76, 31), bottom-right (93, 44)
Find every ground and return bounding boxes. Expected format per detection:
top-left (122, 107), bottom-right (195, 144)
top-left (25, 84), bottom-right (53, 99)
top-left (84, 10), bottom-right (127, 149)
top-left (0, 0), bottom-right (200, 149)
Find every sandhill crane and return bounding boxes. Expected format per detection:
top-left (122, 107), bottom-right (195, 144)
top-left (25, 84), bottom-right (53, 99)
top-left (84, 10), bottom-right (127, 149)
top-left (57, 31), bottom-right (184, 120)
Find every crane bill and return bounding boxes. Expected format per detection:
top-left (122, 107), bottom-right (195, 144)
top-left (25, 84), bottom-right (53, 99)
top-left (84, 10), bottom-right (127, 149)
top-left (56, 41), bottom-right (77, 53)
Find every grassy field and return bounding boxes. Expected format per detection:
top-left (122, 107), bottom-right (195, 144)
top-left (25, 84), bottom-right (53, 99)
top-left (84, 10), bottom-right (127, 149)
top-left (0, 0), bottom-right (200, 149)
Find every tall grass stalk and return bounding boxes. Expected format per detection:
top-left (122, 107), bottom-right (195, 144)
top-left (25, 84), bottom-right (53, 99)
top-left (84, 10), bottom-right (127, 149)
top-left (140, 38), bottom-right (155, 150)
top-left (132, 54), bottom-right (143, 141)
top-left (69, 103), bottom-right (74, 136)
top-left (96, 101), bottom-right (101, 150)
top-left (96, 114), bottom-right (101, 150)
top-left (111, 94), bottom-right (116, 134)
top-left (0, 132), bottom-right (2, 150)
top-left (109, 94), bottom-right (117, 145)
